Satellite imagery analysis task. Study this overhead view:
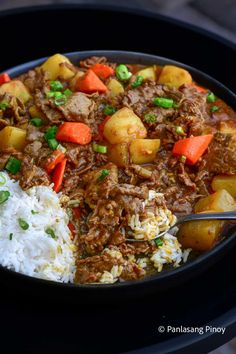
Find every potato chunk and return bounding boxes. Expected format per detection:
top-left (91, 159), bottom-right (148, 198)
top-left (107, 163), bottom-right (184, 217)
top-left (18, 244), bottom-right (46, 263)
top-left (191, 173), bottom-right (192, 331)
top-left (212, 175), bottom-right (236, 197)
top-left (41, 53), bottom-right (75, 80)
top-left (103, 107), bottom-right (147, 144)
top-left (136, 66), bottom-right (156, 81)
top-left (129, 139), bottom-right (160, 164)
top-left (0, 80), bottom-right (31, 103)
top-left (177, 217), bottom-right (223, 251)
top-left (107, 79), bottom-right (124, 96)
top-left (108, 143), bottom-right (129, 167)
top-left (194, 189), bottom-right (236, 212)
top-left (158, 65), bottom-right (192, 88)
top-left (0, 126), bottom-right (26, 151)
top-left (219, 121), bottom-right (236, 135)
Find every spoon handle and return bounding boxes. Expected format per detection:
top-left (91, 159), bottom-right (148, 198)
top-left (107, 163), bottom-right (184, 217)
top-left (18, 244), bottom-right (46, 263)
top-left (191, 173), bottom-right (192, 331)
top-left (176, 211), bottom-right (236, 226)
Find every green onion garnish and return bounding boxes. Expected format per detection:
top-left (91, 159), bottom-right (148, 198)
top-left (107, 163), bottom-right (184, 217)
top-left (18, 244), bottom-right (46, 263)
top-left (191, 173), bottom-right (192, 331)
top-left (97, 169), bottom-right (109, 182)
top-left (44, 126), bottom-right (58, 141)
top-left (0, 102), bottom-right (9, 110)
top-left (155, 238), bottom-right (163, 247)
top-left (30, 117), bottom-right (43, 127)
top-left (103, 105), bottom-right (117, 116)
top-left (18, 218), bottom-right (29, 230)
top-left (131, 75), bottom-right (143, 88)
top-left (180, 155), bottom-right (187, 163)
top-left (64, 88), bottom-right (72, 97)
top-left (144, 113), bottom-right (157, 123)
top-left (47, 138), bottom-right (59, 150)
top-left (153, 97), bottom-right (174, 108)
top-left (45, 227), bottom-right (56, 239)
top-left (54, 96), bottom-right (67, 106)
top-left (31, 210), bottom-right (39, 215)
top-left (0, 172), bottom-right (6, 186)
top-left (5, 156), bottom-right (21, 174)
top-left (0, 190), bottom-right (10, 204)
top-left (211, 105), bottom-right (219, 112)
top-left (93, 142), bottom-right (107, 154)
top-left (176, 126), bottom-right (185, 135)
top-left (115, 64), bottom-right (132, 81)
top-left (207, 92), bottom-right (216, 103)
top-left (50, 80), bottom-right (63, 92)
top-left (9, 233), bottom-right (13, 240)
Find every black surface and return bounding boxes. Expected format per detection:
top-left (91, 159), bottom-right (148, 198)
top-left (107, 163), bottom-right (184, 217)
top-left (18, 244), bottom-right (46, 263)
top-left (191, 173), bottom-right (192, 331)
top-left (0, 5), bottom-right (236, 354)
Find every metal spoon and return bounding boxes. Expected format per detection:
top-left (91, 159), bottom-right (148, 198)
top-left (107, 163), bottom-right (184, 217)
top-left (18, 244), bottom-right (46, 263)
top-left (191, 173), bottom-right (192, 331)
top-left (126, 211), bottom-right (236, 242)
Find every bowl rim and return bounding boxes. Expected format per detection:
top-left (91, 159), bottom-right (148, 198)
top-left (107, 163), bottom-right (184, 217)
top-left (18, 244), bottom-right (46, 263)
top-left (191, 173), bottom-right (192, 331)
top-left (1, 49), bottom-right (236, 290)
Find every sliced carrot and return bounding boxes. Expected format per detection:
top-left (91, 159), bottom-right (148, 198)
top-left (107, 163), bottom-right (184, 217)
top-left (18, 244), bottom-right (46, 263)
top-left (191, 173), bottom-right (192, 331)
top-left (44, 150), bottom-right (65, 173)
top-left (0, 73), bottom-right (10, 85)
top-left (56, 122), bottom-right (92, 145)
top-left (172, 134), bottom-right (213, 165)
top-left (68, 222), bottom-right (76, 239)
top-left (73, 207), bottom-right (81, 219)
top-left (90, 64), bottom-right (114, 79)
top-left (52, 158), bottom-right (67, 193)
top-left (75, 69), bottom-right (107, 93)
top-left (190, 83), bottom-right (208, 93)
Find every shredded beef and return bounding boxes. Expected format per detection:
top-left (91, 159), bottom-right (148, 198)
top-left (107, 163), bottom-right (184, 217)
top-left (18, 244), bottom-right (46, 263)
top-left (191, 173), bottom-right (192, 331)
top-left (58, 92), bottom-right (95, 122)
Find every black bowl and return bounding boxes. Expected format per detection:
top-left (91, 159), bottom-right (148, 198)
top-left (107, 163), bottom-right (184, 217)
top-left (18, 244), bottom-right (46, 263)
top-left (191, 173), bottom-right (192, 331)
top-left (2, 50), bottom-right (236, 302)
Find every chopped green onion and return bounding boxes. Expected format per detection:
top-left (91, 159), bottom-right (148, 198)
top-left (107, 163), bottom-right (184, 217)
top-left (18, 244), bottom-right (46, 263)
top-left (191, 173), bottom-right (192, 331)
top-left (115, 64), bottom-right (132, 82)
top-left (176, 126), bottom-right (185, 135)
top-left (0, 102), bottom-right (9, 110)
top-left (93, 142), bottom-right (107, 154)
top-left (45, 227), bottom-right (57, 239)
top-left (44, 126), bottom-right (58, 141)
top-left (144, 113), bottom-right (157, 123)
top-left (31, 210), bottom-right (39, 215)
top-left (50, 80), bottom-right (63, 92)
top-left (47, 138), bottom-right (59, 150)
top-left (5, 156), bottom-right (21, 174)
top-left (103, 105), bottom-right (117, 116)
top-left (155, 238), bottom-right (163, 247)
top-left (0, 172), bottom-right (6, 186)
top-left (211, 105), bottom-right (219, 112)
top-left (54, 96), bottom-right (67, 106)
top-left (0, 190), bottom-right (10, 204)
top-left (180, 155), bottom-right (187, 163)
top-left (18, 218), bottom-right (29, 230)
top-left (64, 88), bottom-right (72, 97)
top-left (97, 169), bottom-right (109, 182)
top-left (153, 97), bottom-right (174, 108)
top-left (30, 117), bottom-right (43, 127)
top-left (131, 75), bottom-right (143, 88)
top-left (207, 92), bottom-right (216, 103)
top-left (9, 233), bottom-right (13, 241)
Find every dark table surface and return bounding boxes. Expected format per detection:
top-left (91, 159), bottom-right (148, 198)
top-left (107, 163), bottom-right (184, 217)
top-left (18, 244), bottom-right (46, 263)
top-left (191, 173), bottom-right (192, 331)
top-left (0, 5), bottom-right (236, 354)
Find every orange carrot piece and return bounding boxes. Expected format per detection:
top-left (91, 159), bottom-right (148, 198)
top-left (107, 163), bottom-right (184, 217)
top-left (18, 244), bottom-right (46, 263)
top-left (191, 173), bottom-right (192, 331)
top-left (190, 83), bottom-right (208, 93)
top-left (0, 73), bottom-right (10, 85)
top-left (73, 207), bottom-right (81, 219)
top-left (172, 134), bottom-right (213, 165)
top-left (56, 122), bottom-right (92, 145)
top-left (68, 222), bottom-right (76, 239)
top-left (44, 150), bottom-right (65, 173)
top-left (52, 158), bottom-right (67, 193)
top-left (75, 69), bottom-right (108, 93)
top-left (90, 64), bottom-right (114, 79)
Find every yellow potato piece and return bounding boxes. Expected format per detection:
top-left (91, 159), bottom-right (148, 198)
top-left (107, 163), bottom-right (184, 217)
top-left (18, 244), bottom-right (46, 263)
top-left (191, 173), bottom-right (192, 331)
top-left (129, 139), bottom-right (160, 164)
top-left (177, 217), bottom-right (223, 251)
top-left (108, 143), bottom-right (129, 167)
top-left (0, 126), bottom-right (26, 151)
top-left (107, 79), bottom-right (124, 96)
top-left (103, 107), bottom-right (147, 144)
top-left (0, 80), bottom-right (31, 103)
top-left (194, 189), bottom-right (236, 212)
top-left (219, 121), bottom-right (236, 135)
top-left (41, 53), bottom-right (75, 80)
top-left (158, 65), bottom-right (192, 88)
top-left (136, 66), bottom-right (156, 81)
top-left (29, 105), bottom-right (44, 119)
top-left (212, 175), bottom-right (236, 197)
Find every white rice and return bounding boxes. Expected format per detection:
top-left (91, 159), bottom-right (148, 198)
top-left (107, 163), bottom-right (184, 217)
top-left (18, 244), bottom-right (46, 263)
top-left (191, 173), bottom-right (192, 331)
top-left (0, 172), bottom-right (76, 282)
